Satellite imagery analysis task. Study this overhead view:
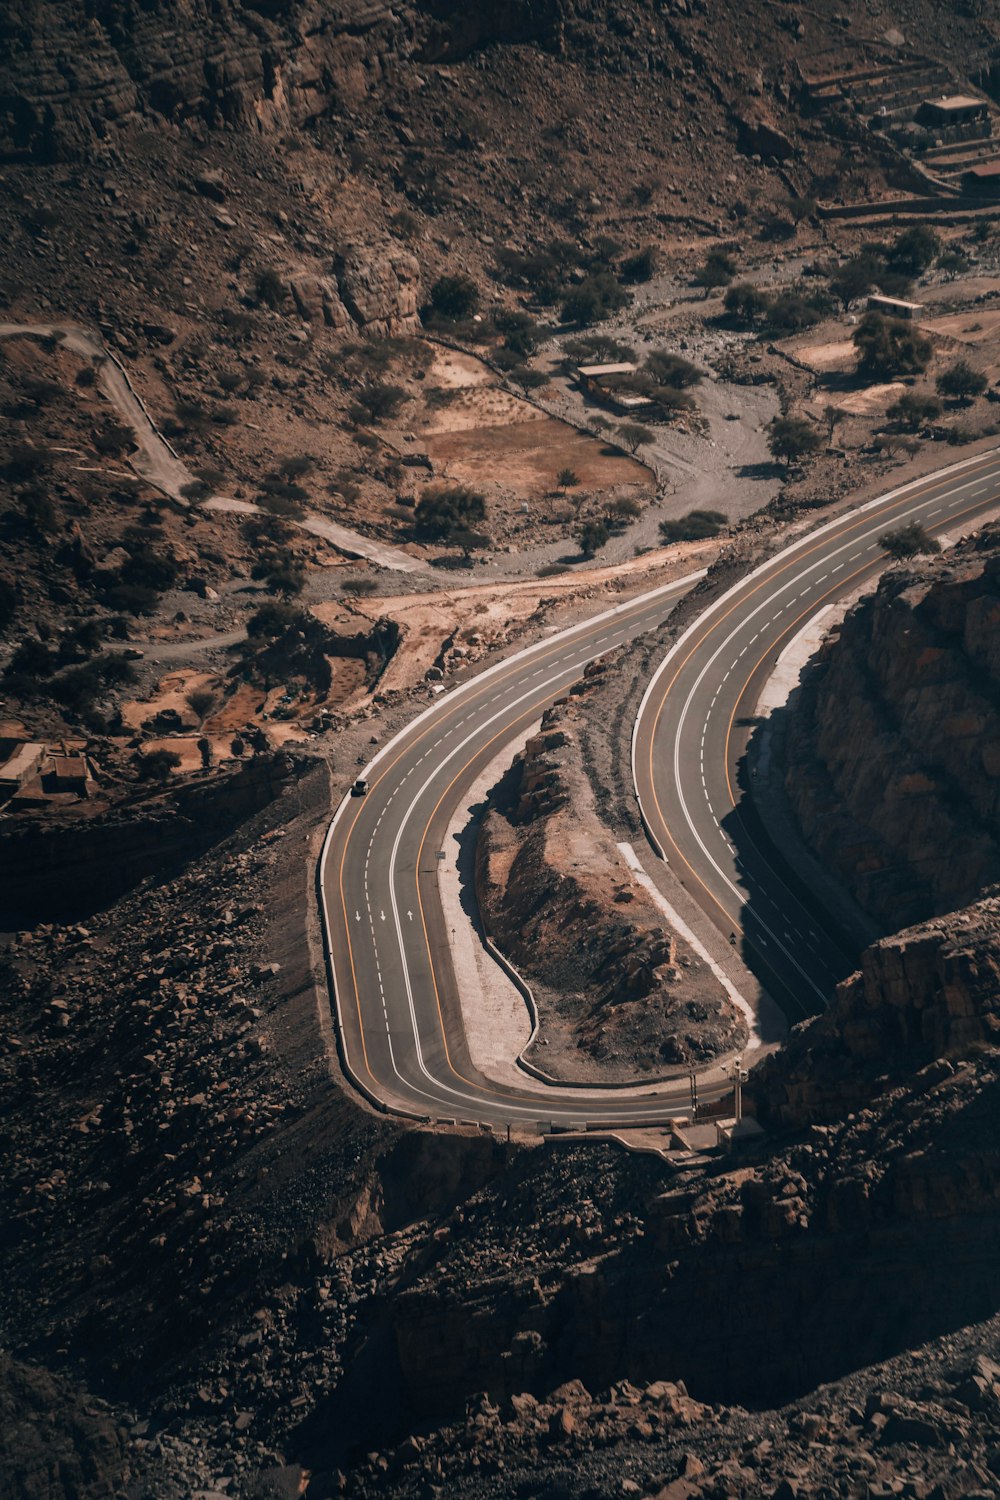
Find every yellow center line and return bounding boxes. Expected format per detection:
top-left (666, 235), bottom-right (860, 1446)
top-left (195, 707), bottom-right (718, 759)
top-left (333, 585), bottom-right (690, 1104)
top-left (643, 474), bottom-right (1000, 999)
top-left (643, 455), bottom-right (1000, 930)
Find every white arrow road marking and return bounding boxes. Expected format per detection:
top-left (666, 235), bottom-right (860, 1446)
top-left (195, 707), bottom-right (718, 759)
top-left (380, 910), bottom-right (386, 921)
top-left (355, 911), bottom-right (361, 922)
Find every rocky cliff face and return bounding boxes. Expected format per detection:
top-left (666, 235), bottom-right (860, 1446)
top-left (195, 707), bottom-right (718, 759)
top-left (0, 0), bottom-right (575, 163)
top-left (0, 1), bottom-right (408, 160)
top-left (476, 664), bottom-right (743, 1081)
top-left (754, 893), bottom-right (1000, 1131)
top-left (785, 525), bottom-right (1000, 934)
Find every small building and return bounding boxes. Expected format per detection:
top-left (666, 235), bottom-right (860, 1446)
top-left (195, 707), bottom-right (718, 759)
top-left (963, 161), bottom-right (1000, 197)
top-left (576, 363), bottom-right (654, 414)
top-left (48, 754), bottom-right (91, 795)
top-left (577, 362), bottom-right (638, 390)
top-left (917, 94), bottom-right (989, 128)
top-left (868, 294), bottom-right (924, 321)
top-left (0, 742), bottom-right (46, 796)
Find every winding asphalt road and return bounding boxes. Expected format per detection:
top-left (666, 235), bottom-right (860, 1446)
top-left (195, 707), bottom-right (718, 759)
top-left (323, 446), bottom-right (1000, 1127)
top-left (634, 446), bottom-right (1000, 1024)
top-left (320, 577), bottom-right (715, 1128)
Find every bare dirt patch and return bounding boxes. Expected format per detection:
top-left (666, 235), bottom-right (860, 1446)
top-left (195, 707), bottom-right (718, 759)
top-left (920, 308), bottom-right (1000, 346)
top-left (314, 539), bottom-right (719, 701)
top-left (423, 417), bottom-right (649, 503)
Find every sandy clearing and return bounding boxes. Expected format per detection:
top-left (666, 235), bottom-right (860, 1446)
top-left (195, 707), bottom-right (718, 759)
top-left (920, 308), bottom-right (1000, 345)
top-left (791, 338), bottom-right (857, 371)
top-left (822, 381), bottom-right (906, 417)
top-left (313, 539), bottom-right (717, 700)
top-left (422, 418), bottom-right (650, 500)
top-left (418, 385), bottom-right (548, 436)
top-left (426, 347), bottom-right (495, 389)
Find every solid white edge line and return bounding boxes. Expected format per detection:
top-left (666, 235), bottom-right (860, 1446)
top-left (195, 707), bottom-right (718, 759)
top-left (631, 445), bottom-right (1000, 982)
top-left (318, 569), bottom-right (703, 1122)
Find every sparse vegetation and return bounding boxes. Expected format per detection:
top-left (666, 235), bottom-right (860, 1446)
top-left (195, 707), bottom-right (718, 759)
top-left (767, 416), bottom-right (822, 467)
top-left (349, 383), bottom-right (409, 424)
top-left (414, 484), bottom-right (487, 542)
top-left (659, 509), bottom-right (727, 543)
top-left (879, 521), bottom-right (941, 559)
top-left (854, 313), bottom-right (931, 380)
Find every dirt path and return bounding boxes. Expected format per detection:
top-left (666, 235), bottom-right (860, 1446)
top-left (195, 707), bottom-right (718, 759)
top-left (0, 321), bottom-right (427, 575)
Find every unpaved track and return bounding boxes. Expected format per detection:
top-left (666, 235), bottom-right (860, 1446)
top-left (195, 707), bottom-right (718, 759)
top-left (0, 321), bottom-right (427, 574)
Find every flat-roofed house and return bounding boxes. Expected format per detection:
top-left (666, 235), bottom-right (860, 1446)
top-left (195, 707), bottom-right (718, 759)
top-left (0, 742), bottom-right (45, 797)
top-left (918, 95), bottom-right (990, 128)
top-left (868, 294), bottom-right (924, 320)
top-left (964, 161), bottom-right (1000, 198)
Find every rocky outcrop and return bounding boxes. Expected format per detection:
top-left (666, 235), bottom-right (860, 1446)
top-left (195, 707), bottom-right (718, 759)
top-left (0, 1), bottom-right (406, 161)
top-left (334, 243), bottom-right (421, 336)
top-left (477, 668), bottom-right (743, 1080)
top-left (754, 893), bottom-right (1000, 1130)
top-left (0, 0), bottom-right (573, 163)
top-left (785, 525), bottom-right (1000, 933)
top-left (0, 1353), bottom-right (126, 1500)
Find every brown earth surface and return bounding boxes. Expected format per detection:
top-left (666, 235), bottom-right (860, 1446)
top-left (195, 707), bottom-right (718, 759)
top-left (477, 675), bottom-right (744, 1081)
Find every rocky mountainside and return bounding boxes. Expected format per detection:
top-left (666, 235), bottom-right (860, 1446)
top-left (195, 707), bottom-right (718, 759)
top-left (785, 523), bottom-right (1000, 933)
top-left (477, 663), bottom-right (742, 1080)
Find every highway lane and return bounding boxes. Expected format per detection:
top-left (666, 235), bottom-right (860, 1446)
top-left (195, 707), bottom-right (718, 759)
top-left (634, 446), bottom-right (1000, 1022)
top-left (319, 574), bottom-right (736, 1129)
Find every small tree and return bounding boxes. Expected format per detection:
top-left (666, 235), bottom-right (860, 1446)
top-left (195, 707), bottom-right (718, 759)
top-left (414, 484), bottom-right (487, 541)
top-left (644, 352), bottom-right (702, 388)
top-left (935, 360), bottom-right (988, 405)
top-left (621, 245), bottom-right (658, 283)
top-left (853, 313), bottom-right (931, 380)
top-left (617, 422), bottom-right (655, 453)
top-left (350, 383), bottom-right (409, 424)
top-left (693, 248), bottom-right (737, 295)
top-left (937, 249), bottom-right (970, 279)
top-left (828, 255), bottom-right (880, 312)
top-left (557, 467), bottom-right (579, 492)
top-left (723, 283), bottom-right (772, 326)
top-left (560, 273), bottom-right (629, 326)
top-left (823, 404), bottom-right (846, 444)
top-left (429, 275), bottom-right (479, 322)
top-left (659, 510), bottom-right (727, 543)
top-left (886, 393), bottom-right (942, 431)
top-left (577, 518), bottom-right (609, 557)
top-left (186, 686), bottom-right (217, 723)
top-left (767, 416), bottom-right (822, 468)
top-left (878, 522), bottom-right (940, 559)
top-left (887, 225), bottom-right (940, 277)
top-left (138, 747), bottom-right (182, 781)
